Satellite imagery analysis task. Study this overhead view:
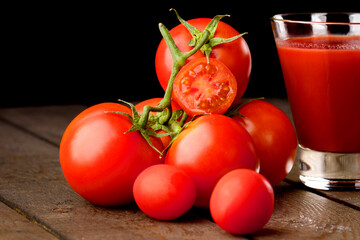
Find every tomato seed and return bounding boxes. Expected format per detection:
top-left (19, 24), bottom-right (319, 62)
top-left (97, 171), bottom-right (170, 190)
top-left (189, 70), bottom-right (196, 77)
top-left (191, 88), bottom-right (199, 93)
top-left (182, 77), bottom-right (190, 85)
top-left (193, 64), bottom-right (204, 74)
top-left (205, 64), bottom-right (211, 72)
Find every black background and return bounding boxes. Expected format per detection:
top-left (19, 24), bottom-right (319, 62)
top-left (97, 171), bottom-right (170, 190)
top-left (3, 1), bottom-right (358, 107)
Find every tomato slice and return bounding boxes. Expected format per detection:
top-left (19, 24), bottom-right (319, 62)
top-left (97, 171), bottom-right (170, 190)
top-left (173, 57), bottom-right (237, 116)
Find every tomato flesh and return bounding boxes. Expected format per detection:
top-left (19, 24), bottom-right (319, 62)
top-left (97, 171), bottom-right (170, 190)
top-left (173, 57), bottom-right (237, 116)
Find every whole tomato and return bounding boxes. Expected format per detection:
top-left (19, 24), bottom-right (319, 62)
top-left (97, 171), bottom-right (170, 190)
top-left (210, 169), bottom-right (274, 235)
top-left (59, 103), bottom-right (164, 206)
top-left (232, 100), bottom-right (297, 186)
top-left (165, 114), bottom-right (258, 208)
top-left (155, 18), bottom-right (251, 104)
top-left (133, 164), bottom-right (196, 220)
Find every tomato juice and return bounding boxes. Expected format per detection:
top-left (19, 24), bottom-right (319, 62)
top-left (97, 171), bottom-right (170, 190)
top-left (276, 36), bottom-right (360, 153)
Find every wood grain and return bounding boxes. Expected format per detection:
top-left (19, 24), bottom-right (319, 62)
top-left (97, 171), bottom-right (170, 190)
top-left (258, 182), bottom-right (360, 239)
top-left (0, 201), bottom-right (57, 240)
top-left (0, 104), bottom-right (86, 146)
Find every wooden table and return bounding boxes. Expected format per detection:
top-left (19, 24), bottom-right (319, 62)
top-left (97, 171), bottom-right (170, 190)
top-left (0, 99), bottom-right (359, 240)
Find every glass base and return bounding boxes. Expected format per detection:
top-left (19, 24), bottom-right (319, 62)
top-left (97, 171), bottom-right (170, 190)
top-left (298, 145), bottom-right (360, 190)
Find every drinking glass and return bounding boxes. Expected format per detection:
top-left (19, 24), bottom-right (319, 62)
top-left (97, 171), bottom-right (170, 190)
top-left (271, 13), bottom-right (360, 190)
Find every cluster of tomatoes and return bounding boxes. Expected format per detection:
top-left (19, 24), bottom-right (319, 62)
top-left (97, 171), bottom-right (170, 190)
top-left (59, 10), bottom-right (297, 235)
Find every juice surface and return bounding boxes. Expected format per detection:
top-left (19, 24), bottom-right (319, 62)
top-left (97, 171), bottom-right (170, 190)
top-left (276, 36), bottom-right (360, 153)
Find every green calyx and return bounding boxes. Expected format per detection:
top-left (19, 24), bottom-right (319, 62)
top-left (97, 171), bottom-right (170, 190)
top-left (112, 99), bottom-right (190, 156)
top-left (170, 8), bottom-right (247, 62)
top-left (109, 100), bottom-right (171, 156)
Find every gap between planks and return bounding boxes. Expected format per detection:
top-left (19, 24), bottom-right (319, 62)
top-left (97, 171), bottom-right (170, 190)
top-left (0, 189), bottom-right (65, 240)
top-left (0, 116), bottom-right (72, 240)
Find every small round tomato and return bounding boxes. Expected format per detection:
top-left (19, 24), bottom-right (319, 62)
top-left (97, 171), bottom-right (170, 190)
top-left (165, 114), bottom-right (258, 208)
top-left (133, 164), bottom-right (196, 220)
top-left (210, 169), bottom-right (274, 235)
top-left (173, 57), bottom-right (237, 116)
top-left (155, 18), bottom-right (251, 104)
top-left (232, 100), bottom-right (297, 186)
top-left (59, 103), bottom-right (164, 206)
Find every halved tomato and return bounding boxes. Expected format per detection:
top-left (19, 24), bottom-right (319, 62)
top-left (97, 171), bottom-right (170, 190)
top-left (173, 57), bottom-right (237, 116)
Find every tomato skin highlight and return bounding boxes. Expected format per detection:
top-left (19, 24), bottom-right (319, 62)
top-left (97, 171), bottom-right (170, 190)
top-left (210, 169), bottom-right (274, 235)
top-left (165, 114), bottom-right (258, 208)
top-left (133, 164), bottom-right (196, 220)
top-left (232, 100), bottom-right (297, 186)
top-left (59, 103), bottom-right (164, 206)
top-left (173, 57), bottom-right (237, 116)
top-left (155, 18), bottom-right (251, 104)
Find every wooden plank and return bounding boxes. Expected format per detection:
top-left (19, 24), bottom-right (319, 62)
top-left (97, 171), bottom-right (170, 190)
top-left (255, 182), bottom-right (360, 239)
top-left (1, 104), bottom-right (360, 239)
top-left (0, 105), bottom-right (86, 146)
top-left (0, 121), bottom-right (246, 240)
top-left (0, 201), bottom-right (57, 240)
top-left (285, 157), bottom-right (360, 210)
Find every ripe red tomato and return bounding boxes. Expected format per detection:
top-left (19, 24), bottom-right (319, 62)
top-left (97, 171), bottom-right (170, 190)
top-left (59, 103), bottom-right (164, 206)
top-left (133, 164), bottom-right (196, 220)
top-left (173, 57), bottom-right (237, 116)
top-left (165, 114), bottom-right (258, 208)
top-left (155, 18), bottom-right (251, 104)
top-left (232, 100), bottom-right (297, 186)
top-left (210, 169), bottom-right (274, 235)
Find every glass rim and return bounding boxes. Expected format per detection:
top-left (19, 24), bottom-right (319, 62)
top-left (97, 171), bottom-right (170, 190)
top-left (271, 12), bottom-right (360, 25)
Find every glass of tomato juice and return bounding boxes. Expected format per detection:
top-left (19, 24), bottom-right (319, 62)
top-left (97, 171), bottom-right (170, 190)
top-left (271, 13), bottom-right (360, 190)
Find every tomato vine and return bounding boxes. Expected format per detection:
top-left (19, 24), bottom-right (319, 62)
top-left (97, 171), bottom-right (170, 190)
top-left (119, 9), bottom-right (247, 154)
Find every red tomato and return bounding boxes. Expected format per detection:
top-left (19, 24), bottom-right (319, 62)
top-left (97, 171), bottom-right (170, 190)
top-left (165, 114), bottom-right (258, 208)
top-left (173, 57), bottom-right (237, 116)
top-left (133, 164), bottom-right (196, 220)
top-left (232, 100), bottom-right (297, 186)
top-left (135, 98), bottom-right (183, 148)
top-left (210, 169), bottom-right (274, 235)
top-left (59, 103), bottom-right (164, 206)
top-left (155, 18), bottom-right (251, 104)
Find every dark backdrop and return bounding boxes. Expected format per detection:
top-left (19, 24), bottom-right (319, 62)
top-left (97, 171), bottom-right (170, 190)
top-left (3, 1), bottom-right (358, 107)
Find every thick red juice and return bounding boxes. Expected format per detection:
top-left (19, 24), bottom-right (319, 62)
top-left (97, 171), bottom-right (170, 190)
top-left (276, 36), bottom-right (360, 153)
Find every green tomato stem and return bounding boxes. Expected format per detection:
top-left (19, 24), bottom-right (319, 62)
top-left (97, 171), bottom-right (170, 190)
top-left (139, 23), bottom-right (210, 129)
top-left (158, 24), bottom-right (210, 109)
